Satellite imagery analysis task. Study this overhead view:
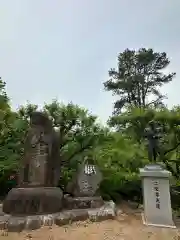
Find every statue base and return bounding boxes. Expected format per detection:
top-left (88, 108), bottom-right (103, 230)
top-left (0, 201), bottom-right (116, 232)
top-left (63, 194), bottom-right (104, 209)
top-left (2, 187), bottom-right (63, 216)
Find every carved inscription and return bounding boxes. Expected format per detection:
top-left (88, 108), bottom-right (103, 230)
top-left (152, 180), bottom-right (161, 209)
top-left (12, 198), bottom-right (41, 214)
top-left (29, 142), bottom-right (48, 185)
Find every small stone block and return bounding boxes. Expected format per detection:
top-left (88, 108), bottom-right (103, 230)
top-left (40, 214), bottom-right (55, 226)
top-left (63, 195), bottom-right (104, 209)
top-left (0, 215), bottom-right (9, 230)
top-left (55, 213), bottom-right (71, 226)
top-left (25, 216), bottom-right (41, 230)
top-left (88, 202), bottom-right (116, 222)
top-left (69, 209), bottom-right (89, 222)
top-left (8, 217), bottom-right (25, 232)
top-left (88, 209), bottom-right (115, 222)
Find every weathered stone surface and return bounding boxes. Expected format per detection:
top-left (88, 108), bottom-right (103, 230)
top-left (66, 162), bottom-right (102, 197)
top-left (88, 201), bottom-right (116, 222)
top-left (25, 216), bottom-right (41, 230)
top-left (105, 200), bottom-right (117, 213)
top-left (3, 187), bottom-right (63, 215)
top-left (63, 195), bottom-right (104, 209)
top-left (77, 164), bottom-right (102, 196)
top-left (55, 213), bottom-right (71, 226)
top-left (3, 112), bottom-right (63, 217)
top-left (40, 214), bottom-right (56, 226)
top-left (0, 201), bottom-right (117, 232)
top-left (18, 111), bottom-right (61, 187)
top-left (67, 209), bottom-right (89, 222)
top-left (0, 204), bottom-right (4, 216)
top-left (8, 217), bottom-right (25, 232)
top-left (0, 215), bottom-right (9, 230)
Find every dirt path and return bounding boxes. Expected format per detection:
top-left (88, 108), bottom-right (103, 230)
top-left (1, 204), bottom-right (180, 240)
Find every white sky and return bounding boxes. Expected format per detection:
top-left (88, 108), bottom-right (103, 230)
top-left (0, 0), bottom-right (179, 123)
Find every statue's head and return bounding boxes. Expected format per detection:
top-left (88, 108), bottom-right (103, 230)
top-left (148, 120), bottom-right (156, 129)
top-left (30, 111), bottom-right (52, 129)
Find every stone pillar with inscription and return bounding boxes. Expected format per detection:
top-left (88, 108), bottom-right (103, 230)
top-left (140, 164), bottom-right (175, 228)
top-left (3, 112), bottom-right (63, 216)
top-left (64, 157), bottom-right (104, 209)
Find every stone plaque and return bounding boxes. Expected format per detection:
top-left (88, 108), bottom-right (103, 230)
top-left (77, 164), bottom-right (102, 197)
top-left (140, 166), bottom-right (175, 228)
top-left (28, 142), bottom-right (48, 185)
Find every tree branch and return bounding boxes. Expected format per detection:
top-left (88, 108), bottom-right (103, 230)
top-left (164, 141), bottom-right (180, 155)
top-left (62, 143), bottom-right (93, 167)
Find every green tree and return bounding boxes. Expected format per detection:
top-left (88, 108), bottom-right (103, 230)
top-left (104, 48), bottom-right (175, 113)
top-left (0, 79), bottom-right (28, 195)
top-left (43, 101), bottom-right (109, 186)
top-left (43, 100), bottom-right (109, 164)
top-left (12, 100), bottom-right (109, 188)
top-left (108, 106), bottom-right (180, 179)
top-left (17, 103), bottom-right (38, 121)
top-left (94, 132), bottom-right (145, 201)
top-left (0, 77), bottom-right (10, 110)
top-left (0, 77), bottom-right (20, 172)
top-left (17, 100), bottom-right (108, 166)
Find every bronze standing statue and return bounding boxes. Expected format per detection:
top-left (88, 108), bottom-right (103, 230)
top-left (144, 120), bottom-right (162, 162)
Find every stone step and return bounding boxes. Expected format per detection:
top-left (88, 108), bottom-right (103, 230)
top-left (0, 201), bottom-right (117, 232)
top-left (63, 195), bottom-right (104, 209)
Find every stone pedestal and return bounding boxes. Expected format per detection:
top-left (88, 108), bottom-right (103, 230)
top-left (0, 200), bottom-right (116, 232)
top-left (63, 194), bottom-right (104, 210)
top-left (3, 187), bottom-right (63, 216)
top-left (139, 164), bottom-right (175, 228)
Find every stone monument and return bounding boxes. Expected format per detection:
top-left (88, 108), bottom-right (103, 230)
top-left (0, 114), bottom-right (116, 232)
top-left (140, 164), bottom-right (175, 228)
top-left (64, 156), bottom-right (104, 209)
top-left (3, 111), bottom-right (63, 215)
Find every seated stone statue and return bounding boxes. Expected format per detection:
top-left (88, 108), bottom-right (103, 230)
top-left (18, 111), bottom-right (61, 187)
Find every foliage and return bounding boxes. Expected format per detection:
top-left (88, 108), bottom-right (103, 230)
top-left (43, 100), bottom-right (110, 187)
top-left (0, 47), bottom-right (180, 206)
top-left (104, 48), bottom-right (175, 113)
top-left (94, 132), bottom-right (145, 201)
top-left (0, 97), bottom-right (109, 191)
top-left (108, 107), bottom-right (180, 179)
